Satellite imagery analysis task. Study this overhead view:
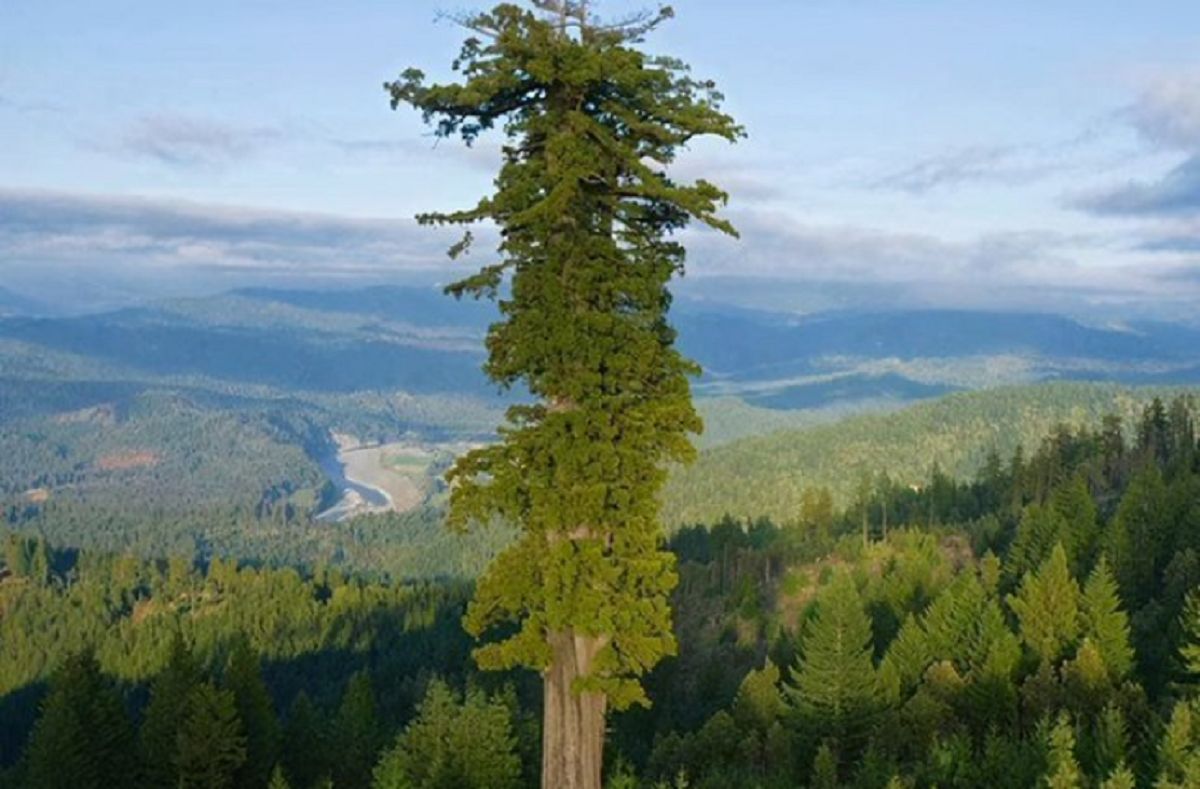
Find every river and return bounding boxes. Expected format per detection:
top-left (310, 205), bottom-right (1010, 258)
top-left (315, 449), bottom-right (391, 520)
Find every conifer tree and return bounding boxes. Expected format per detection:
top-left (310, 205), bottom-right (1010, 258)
top-left (810, 741), bottom-right (839, 789)
top-left (175, 682), bottom-right (247, 789)
top-left (1099, 764), bottom-right (1135, 789)
top-left (1007, 504), bottom-right (1068, 583)
top-left (785, 574), bottom-right (878, 743)
top-left (140, 635), bottom-right (203, 788)
top-left (731, 661), bottom-right (785, 732)
top-left (24, 651), bottom-right (137, 789)
top-left (878, 614), bottom-right (929, 700)
top-left (922, 573), bottom-right (987, 669)
top-left (268, 765), bottom-right (292, 789)
top-left (1080, 557), bottom-right (1134, 681)
top-left (1157, 699), bottom-right (1200, 788)
top-left (387, 3), bottom-right (741, 786)
top-left (224, 639), bottom-right (280, 789)
top-left (1044, 715), bottom-right (1083, 789)
top-left (1109, 465), bottom-right (1170, 607)
top-left (1063, 638), bottom-right (1111, 711)
top-left (333, 670), bottom-right (382, 789)
top-left (1088, 703), bottom-right (1128, 780)
top-left (1009, 544), bottom-right (1081, 665)
top-left (1051, 474), bottom-right (1099, 572)
top-left (282, 691), bottom-right (327, 789)
top-left (1182, 590), bottom-right (1200, 679)
top-left (372, 680), bottom-right (521, 789)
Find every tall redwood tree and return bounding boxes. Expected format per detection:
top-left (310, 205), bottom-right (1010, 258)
top-left (387, 3), bottom-right (741, 786)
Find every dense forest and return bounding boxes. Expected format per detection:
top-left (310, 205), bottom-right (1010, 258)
top-left (665, 383), bottom-right (1198, 525)
top-left (2, 395), bottom-right (1199, 787)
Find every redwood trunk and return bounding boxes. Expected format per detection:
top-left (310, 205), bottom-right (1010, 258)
top-left (542, 630), bottom-right (607, 789)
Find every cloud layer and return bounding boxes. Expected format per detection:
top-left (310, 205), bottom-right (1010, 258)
top-left (1123, 72), bottom-right (1200, 151)
top-left (1076, 155), bottom-right (1200, 216)
top-left (1, 187), bottom-right (1195, 321)
top-left (105, 114), bottom-right (283, 166)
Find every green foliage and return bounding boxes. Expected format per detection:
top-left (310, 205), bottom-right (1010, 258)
top-left (1157, 699), bottom-right (1200, 787)
top-left (1009, 544), bottom-right (1081, 665)
top-left (372, 680), bottom-right (520, 789)
top-left (224, 639), bottom-right (281, 789)
top-left (1179, 590), bottom-right (1200, 679)
top-left (664, 383), bottom-right (1183, 526)
top-left (1099, 763), bottom-right (1135, 789)
top-left (24, 652), bottom-right (137, 789)
top-left (1109, 465), bottom-right (1171, 608)
top-left (1044, 715), bottom-right (1082, 789)
top-left (811, 741), bottom-right (839, 789)
top-left (140, 636), bottom-right (203, 787)
top-left (282, 692), bottom-right (328, 789)
top-left (175, 682), bottom-right (247, 789)
top-left (333, 671), bottom-right (382, 789)
top-left (786, 573), bottom-right (878, 742)
top-left (1081, 558), bottom-right (1135, 681)
top-left (4, 393), bottom-right (1200, 788)
top-left (390, 0), bottom-right (742, 708)
top-left (1088, 703), bottom-right (1129, 779)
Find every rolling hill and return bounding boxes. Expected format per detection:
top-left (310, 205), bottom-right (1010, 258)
top-left (663, 382), bottom-right (1198, 526)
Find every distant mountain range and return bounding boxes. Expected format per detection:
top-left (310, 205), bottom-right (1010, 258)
top-left (4, 285), bottom-right (1199, 414)
top-left (672, 307), bottom-right (1200, 408)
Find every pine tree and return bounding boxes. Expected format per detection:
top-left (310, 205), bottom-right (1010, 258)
top-left (140, 634), bottom-right (203, 788)
top-left (1008, 544), bottom-right (1081, 665)
top-left (1100, 414), bottom-right (1126, 489)
top-left (1080, 557), bottom-right (1134, 681)
top-left (223, 639), bottom-right (280, 789)
top-left (1007, 504), bottom-right (1068, 583)
top-left (1182, 590), bottom-right (1200, 680)
top-left (175, 682), bottom-right (247, 789)
top-left (878, 614), bottom-right (928, 700)
top-left (1050, 474), bottom-right (1099, 572)
top-left (731, 661), bottom-right (784, 732)
top-left (785, 573), bottom-right (878, 743)
top-left (1109, 465), bottom-right (1169, 607)
top-left (1157, 699), bottom-right (1200, 788)
top-left (1088, 703), bottom-right (1128, 780)
top-left (1138, 397), bottom-right (1171, 466)
top-left (810, 741), bottom-right (839, 789)
top-left (268, 765), bottom-right (292, 789)
top-left (1099, 764), bottom-right (1135, 789)
top-left (372, 680), bottom-right (521, 789)
top-left (333, 670), bottom-right (381, 789)
top-left (922, 573), bottom-right (987, 670)
top-left (1044, 715), bottom-right (1082, 789)
top-left (282, 691), bottom-right (327, 789)
top-left (1063, 638), bottom-right (1110, 711)
top-left (387, 4), bottom-right (742, 787)
top-left (24, 651), bottom-right (137, 789)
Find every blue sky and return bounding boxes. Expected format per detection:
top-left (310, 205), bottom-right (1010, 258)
top-left (3, 0), bottom-right (1200, 318)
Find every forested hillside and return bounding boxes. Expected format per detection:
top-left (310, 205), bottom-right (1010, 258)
top-left (665, 383), bottom-right (1198, 525)
top-left (5, 283), bottom-right (1200, 561)
top-left (2, 395), bottom-right (1199, 787)
top-left (5, 381), bottom-right (1196, 581)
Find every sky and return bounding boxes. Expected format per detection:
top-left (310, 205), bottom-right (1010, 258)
top-left (3, 0), bottom-right (1200, 319)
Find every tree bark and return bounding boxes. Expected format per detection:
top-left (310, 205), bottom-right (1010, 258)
top-left (542, 630), bottom-right (607, 789)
